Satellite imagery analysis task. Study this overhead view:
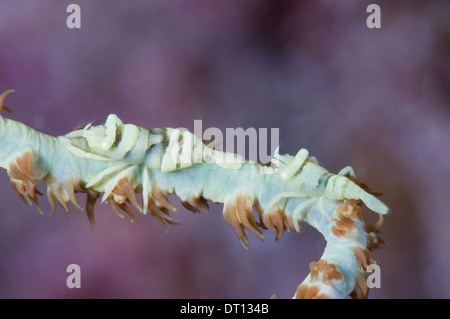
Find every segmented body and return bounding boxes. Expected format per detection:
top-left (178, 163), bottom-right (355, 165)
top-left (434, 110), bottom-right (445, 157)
top-left (0, 90), bottom-right (389, 298)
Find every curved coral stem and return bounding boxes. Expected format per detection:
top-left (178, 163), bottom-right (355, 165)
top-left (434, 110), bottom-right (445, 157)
top-left (294, 199), bottom-right (376, 299)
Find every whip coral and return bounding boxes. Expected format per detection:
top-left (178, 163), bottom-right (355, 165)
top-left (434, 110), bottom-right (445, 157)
top-left (0, 89), bottom-right (388, 298)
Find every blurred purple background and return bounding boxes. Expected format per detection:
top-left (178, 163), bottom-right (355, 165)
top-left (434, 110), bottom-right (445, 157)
top-left (0, 0), bottom-right (449, 299)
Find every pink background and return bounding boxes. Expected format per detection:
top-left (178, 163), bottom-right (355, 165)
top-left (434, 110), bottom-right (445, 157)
top-left (0, 1), bottom-right (449, 298)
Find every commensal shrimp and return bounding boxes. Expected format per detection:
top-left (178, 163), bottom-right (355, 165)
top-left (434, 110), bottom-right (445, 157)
top-left (0, 89), bottom-right (389, 299)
